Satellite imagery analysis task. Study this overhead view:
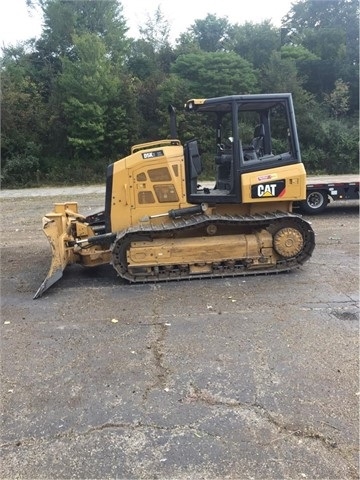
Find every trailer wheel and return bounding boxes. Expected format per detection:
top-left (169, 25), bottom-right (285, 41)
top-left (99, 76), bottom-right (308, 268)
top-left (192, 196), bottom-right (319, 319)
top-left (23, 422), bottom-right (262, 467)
top-left (299, 190), bottom-right (328, 214)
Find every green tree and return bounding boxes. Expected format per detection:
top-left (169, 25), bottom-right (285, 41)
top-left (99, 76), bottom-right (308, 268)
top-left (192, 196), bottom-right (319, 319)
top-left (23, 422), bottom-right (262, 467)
top-left (256, 50), bottom-right (306, 96)
top-left (58, 33), bottom-right (121, 159)
top-left (282, 0), bottom-right (358, 44)
top-left (156, 74), bottom-right (194, 139)
top-left (171, 51), bottom-right (258, 98)
top-left (138, 5), bottom-right (171, 53)
top-left (280, 44), bottom-right (319, 63)
top-left (1, 44), bottom-right (45, 186)
top-left (32, 0), bottom-right (129, 60)
top-left (324, 79), bottom-right (350, 118)
top-left (162, 51), bottom-right (258, 176)
top-left (282, 0), bottom-right (359, 110)
top-left (260, 50), bottom-right (328, 173)
top-left (126, 7), bottom-right (176, 143)
top-left (32, 0), bottom-right (130, 155)
top-left (227, 21), bottom-right (281, 69)
top-left (3, 0), bottom-right (357, 186)
top-left (189, 14), bottom-right (231, 52)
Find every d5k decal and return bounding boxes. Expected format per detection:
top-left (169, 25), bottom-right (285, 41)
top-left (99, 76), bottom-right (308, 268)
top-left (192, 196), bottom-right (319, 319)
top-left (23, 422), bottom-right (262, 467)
top-left (252, 180), bottom-right (286, 198)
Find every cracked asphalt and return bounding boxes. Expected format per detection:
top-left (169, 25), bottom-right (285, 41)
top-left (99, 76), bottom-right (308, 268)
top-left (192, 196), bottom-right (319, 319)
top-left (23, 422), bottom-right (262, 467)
top-left (0, 187), bottom-right (359, 479)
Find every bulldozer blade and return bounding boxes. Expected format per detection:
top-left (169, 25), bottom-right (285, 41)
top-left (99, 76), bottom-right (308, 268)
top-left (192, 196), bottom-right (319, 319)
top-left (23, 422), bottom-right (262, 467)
top-left (33, 212), bottom-right (75, 299)
top-left (33, 268), bottom-right (63, 299)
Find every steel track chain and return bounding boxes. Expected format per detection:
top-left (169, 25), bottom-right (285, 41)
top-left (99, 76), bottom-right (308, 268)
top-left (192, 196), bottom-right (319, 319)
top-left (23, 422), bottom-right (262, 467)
top-left (111, 211), bottom-right (315, 283)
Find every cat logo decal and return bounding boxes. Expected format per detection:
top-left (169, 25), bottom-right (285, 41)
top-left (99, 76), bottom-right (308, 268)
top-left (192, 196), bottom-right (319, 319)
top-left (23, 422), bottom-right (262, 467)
top-left (252, 180), bottom-right (286, 198)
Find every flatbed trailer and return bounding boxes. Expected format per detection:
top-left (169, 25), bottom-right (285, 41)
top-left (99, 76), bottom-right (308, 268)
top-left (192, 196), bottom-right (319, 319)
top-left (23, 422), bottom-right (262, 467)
top-left (296, 175), bottom-right (359, 214)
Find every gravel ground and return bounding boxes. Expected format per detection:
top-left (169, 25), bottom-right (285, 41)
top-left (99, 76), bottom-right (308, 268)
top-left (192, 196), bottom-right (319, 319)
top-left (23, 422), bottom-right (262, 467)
top-left (0, 186), bottom-right (359, 480)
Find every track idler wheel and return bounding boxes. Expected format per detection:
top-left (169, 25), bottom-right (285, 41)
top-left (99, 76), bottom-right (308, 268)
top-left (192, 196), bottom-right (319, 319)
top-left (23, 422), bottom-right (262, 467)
top-left (273, 226), bottom-right (304, 258)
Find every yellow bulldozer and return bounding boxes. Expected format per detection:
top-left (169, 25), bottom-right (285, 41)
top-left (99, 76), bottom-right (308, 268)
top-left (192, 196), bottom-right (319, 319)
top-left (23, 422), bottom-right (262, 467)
top-left (34, 93), bottom-right (315, 298)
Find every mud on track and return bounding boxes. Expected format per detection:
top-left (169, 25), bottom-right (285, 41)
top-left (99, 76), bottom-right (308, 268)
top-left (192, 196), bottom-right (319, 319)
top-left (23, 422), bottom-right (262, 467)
top-left (1, 187), bottom-right (359, 479)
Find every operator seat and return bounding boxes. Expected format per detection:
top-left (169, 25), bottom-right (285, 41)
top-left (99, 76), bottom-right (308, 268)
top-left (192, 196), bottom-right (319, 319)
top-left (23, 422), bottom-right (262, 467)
top-left (184, 139), bottom-right (202, 194)
top-left (251, 124), bottom-right (265, 156)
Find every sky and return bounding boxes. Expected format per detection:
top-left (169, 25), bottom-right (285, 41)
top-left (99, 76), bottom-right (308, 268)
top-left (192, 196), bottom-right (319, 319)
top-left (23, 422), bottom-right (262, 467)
top-left (0, 0), bottom-right (294, 47)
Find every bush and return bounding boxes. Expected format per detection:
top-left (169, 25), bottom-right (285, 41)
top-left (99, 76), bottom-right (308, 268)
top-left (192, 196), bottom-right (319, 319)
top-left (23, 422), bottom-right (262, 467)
top-left (38, 157), bottom-right (108, 185)
top-left (302, 118), bottom-right (359, 174)
top-left (1, 154), bottom-right (40, 187)
top-left (302, 146), bottom-right (327, 174)
top-left (320, 120), bottom-right (359, 174)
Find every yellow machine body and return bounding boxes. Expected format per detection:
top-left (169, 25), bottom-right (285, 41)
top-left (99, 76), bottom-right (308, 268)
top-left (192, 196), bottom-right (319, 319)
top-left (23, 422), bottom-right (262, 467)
top-left (34, 94), bottom-right (315, 298)
top-left (108, 153), bottom-right (307, 233)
